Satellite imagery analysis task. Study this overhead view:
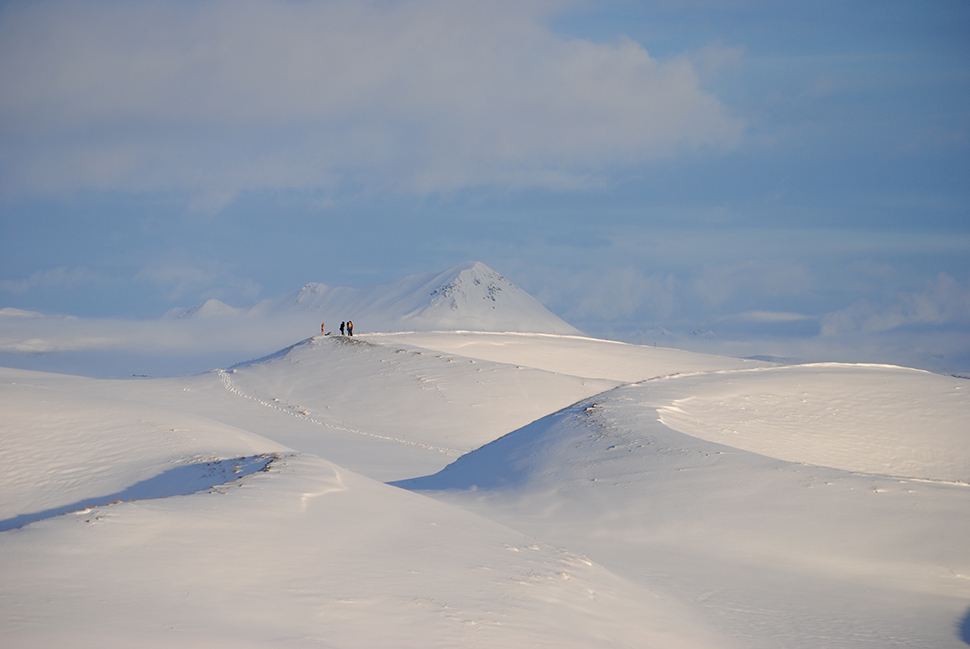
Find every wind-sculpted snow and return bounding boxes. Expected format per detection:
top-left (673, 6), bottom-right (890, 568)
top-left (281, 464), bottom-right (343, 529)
top-left (217, 366), bottom-right (463, 456)
top-left (373, 330), bottom-right (769, 381)
top-left (0, 363), bottom-right (726, 648)
top-left (401, 363), bottom-right (970, 648)
top-left (655, 363), bottom-right (970, 482)
top-left (216, 333), bottom-right (621, 472)
top-left (0, 368), bottom-right (283, 520)
top-left (3, 334), bottom-right (970, 647)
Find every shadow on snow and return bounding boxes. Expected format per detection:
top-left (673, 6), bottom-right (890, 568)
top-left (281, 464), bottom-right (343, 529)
top-left (0, 454), bottom-right (276, 532)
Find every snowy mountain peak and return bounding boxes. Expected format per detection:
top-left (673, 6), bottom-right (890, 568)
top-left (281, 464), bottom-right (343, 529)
top-left (426, 262), bottom-right (508, 308)
top-left (168, 263), bottom-right (580, 335)
top-left (163, 299), bottom-right (242, 319)
top-left (397, 262), bottom-right (578, 334)
top-left (293, 283), bottom-right (330, 305)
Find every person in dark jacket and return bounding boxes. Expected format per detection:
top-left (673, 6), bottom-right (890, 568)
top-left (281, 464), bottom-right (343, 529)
top-left (340, 321), bottom-right (345, 335)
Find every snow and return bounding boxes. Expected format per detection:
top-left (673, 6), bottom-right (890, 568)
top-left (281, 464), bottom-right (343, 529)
top-left (0, 262), bottom-right (579, 378)
top-left (215, 261), bottom-right (581, 336)
top-left (654, 363), bottom-right (970, 481)
top-left (0, 368), bottom-right (280, 522)
top-left (1, 450), bottom-right (723, 648)
top-left (371, 330), bottom-right (767, 382)
top-left (218, 335), bottom-right (621, 478)
top-left (2, 273), bottom-right (969, 646)
top-left (0, 347), bottom-right (725, 648)
top-left (164, 298), bottom-right (244, 319)
top-left (400, 361), bottom-right (970, 647)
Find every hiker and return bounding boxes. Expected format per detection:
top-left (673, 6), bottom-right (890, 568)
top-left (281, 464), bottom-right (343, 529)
top-left (320, 322), bottom-right (325, 335)
top-left (340, 321), bottom-right (345, 335)
top-left (347, 320), bottom-right (353, 336)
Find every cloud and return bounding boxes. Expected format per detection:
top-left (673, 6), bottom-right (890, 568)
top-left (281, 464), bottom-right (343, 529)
top-left (0, 311), bottom-right (306, 356)
top-left (0, 307), bottom-right (44, 318)
top-left (716, 310), bottom-right (811, 324)
top-left (137, 261), bottom-right (262, 302)
top-left (0, 0), bottom-right (743, 203)
top-left (527, 265), bottom-right (679, 323)
top-left (0, 266), bottom-right (101, 294)
top-left (821, 273), bottom-right (970, 335)
top-left (692, 260), bottom-right (812, 308)
top-left (0, 311), bottom-right (129, 353)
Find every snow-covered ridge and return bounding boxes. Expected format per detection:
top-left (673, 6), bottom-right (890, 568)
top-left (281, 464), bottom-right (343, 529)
top-left (169, 261), bottom-right (580, 335)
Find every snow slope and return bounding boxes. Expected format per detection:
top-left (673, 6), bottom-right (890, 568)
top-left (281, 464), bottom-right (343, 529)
top-left (401, 361), bottom-right (970, 648)
top-left (371, 330), bottom-right (768, 382)
top-left (0, 347), bottom-right (726, 648)
top-left (655, 363), bottom-right (970, 481)
top-left (2, 331), bottom-right (969, 647)
top-left (222, 335), bottom-right (619, 470)
top-left (0, 368), bottom-right (277, 524)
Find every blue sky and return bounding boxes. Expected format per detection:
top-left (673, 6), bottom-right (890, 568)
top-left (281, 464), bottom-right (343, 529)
top-left (1, 0), bottom-right (969, 372)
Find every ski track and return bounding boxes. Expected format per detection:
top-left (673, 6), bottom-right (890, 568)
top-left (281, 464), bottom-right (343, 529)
top-left (217, 369), bottom-right (462, 456)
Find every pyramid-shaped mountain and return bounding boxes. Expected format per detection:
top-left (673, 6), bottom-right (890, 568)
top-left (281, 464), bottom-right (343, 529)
top-left (176, 262), bottom-right (580, 335)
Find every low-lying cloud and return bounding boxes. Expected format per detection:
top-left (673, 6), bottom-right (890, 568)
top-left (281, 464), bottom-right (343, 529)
top-left (0, 0), bottom-right (742, 204)
top-left (821, 273), bottom-right (970, 335)
top-left (0, 267), bottom-right (102, 295)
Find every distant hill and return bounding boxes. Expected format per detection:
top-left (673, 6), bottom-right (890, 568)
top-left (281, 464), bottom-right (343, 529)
top-left (166, 262), bottom-right (581, 335)
top-left (164, 299), bottom-right (243, 319)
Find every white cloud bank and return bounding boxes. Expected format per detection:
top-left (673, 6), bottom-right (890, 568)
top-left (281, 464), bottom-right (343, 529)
top-left (821, 273), bottom-right (970, 335)
top-left (0, 0), bottom-right (742, 204)
top-left (0, 266), bottom-right (102, 294)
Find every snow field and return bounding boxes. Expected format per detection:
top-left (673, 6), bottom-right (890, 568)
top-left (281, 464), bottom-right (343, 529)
top-left (654, 363), bottom-right (970, 481)
top-left (2, 332), bottom-right (969, 647)
top-left (1, 423), bottom-right (722, 648)
top-left (372, 330), bottom-right (768, 382)
top-left (0, 367), bottom-right (282, 520)
top-left (223, 334), bottom-right (622, 460)
top-left (397, 349), bottom-right (970, 648)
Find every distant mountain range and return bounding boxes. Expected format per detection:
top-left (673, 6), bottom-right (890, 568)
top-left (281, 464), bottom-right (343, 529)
top-left (164, 262), bottom-right (581, 336)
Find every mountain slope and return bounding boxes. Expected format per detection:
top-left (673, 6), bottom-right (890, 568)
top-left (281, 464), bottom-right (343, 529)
top-left (246, 261), bottom-right (581, 335)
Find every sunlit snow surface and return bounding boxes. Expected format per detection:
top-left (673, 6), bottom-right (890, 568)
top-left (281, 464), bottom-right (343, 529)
top-left (2, 333), bottom-right (968, 647)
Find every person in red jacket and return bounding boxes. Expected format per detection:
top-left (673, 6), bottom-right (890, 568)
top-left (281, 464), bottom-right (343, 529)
top-left (347, 321), bottom-right (353, 336)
